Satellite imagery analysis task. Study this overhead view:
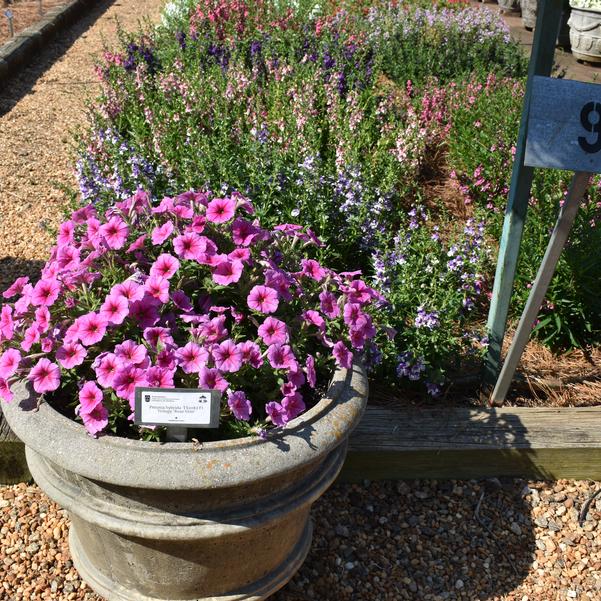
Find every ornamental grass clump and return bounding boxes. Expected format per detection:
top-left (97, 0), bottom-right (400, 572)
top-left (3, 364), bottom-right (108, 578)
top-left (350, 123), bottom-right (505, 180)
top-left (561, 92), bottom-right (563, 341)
top-left (0, 189), bottom-right (388, 440)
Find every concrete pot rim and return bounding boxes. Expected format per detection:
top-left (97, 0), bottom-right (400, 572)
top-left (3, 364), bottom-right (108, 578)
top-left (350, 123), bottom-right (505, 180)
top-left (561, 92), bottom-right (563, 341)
top-left (2, 361), bottom-right (368, 490)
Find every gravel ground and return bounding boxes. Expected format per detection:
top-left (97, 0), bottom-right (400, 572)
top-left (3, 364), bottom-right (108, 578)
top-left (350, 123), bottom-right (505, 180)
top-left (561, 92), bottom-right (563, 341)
top-left (2, 478), bottom-right (601, 600)
top-left (0, 0), bottom-right (165, 292)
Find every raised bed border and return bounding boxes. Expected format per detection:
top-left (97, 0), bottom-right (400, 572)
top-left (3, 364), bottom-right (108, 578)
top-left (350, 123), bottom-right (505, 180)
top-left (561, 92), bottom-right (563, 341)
top-left (0, 0), bottom-right (100, 83)
top-left (2, 404), bottom-right (601, 485)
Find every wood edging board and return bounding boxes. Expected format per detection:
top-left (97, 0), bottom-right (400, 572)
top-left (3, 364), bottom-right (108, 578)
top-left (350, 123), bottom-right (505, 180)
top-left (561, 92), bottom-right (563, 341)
top-left (2, 405), bottom-right (600, 484)
top-left (0, 0), bottom-right (99, 83)
top-left (341, 405), bottom-right (601, 482)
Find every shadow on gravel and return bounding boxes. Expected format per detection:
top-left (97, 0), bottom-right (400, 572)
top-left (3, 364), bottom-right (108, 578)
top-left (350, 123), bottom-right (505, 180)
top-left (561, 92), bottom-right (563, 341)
top-left (0, 256), bottom-right (45, 293)
top-left (0, 0), bottom-right (117, 117)
top-left (274, 477), bottom-right (537, 601)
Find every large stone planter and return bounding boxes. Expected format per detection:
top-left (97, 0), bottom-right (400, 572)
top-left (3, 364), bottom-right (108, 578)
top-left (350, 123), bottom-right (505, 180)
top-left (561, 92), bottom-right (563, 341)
top-left (520, 0), bottom-right (538, 29)
top-left (520, 0), bottom-right (571, 49)
top-left (3, 362), bottom-right (368, 601)
top-left (569, 6), bottom-right (601, 63)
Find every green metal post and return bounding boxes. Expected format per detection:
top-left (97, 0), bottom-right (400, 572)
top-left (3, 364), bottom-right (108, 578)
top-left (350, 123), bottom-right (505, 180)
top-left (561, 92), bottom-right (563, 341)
top-left (482, 0), bottom-right (564, 393)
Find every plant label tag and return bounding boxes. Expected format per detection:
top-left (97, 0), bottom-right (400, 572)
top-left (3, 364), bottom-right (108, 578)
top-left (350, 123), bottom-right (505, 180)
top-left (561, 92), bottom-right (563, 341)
top-left (525, 76), bottom-right (601, 172)
top-left (134, 387), bottom-right (220, 428)
top-left (4, 10), bottom-right (13, 18)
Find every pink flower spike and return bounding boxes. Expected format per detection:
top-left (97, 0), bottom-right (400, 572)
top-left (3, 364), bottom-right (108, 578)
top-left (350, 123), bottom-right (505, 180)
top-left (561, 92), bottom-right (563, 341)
top-left (145, 275), bottom-right (170, 303)
top-left (0, 378), bottom-right (13, 402)
top-left (99, 216), bottom-right (129, 250)
top-left (78, 313), bottom-right (108, 346)
top-left (305, 355), bottom-right (316, 388)
top-left (267, 344), bottom-right (298, 371)
top-left (0, 348), bottom-right (21, 379)
top-left (301, 259), bottom-right (326, 281)
top-left (28, 358), bottom-right (60, 394)
top-left (212, 260), bottom-right (243, 286)
top-left (31, 279), bottom-right (61, 307)
top-left (198, 367), bottom-right (228, 392)
top-left (78, 381), bottom-right (103, 414)
top-left (227, 390), bottom-right (252, 421)
top-left (100, 293), bottom-right (129, 326)
top-left (258, 317), bottom-right (289, 345)
top-left (2, 276), bottom-right (29, 299)
top-left (150, 254), bottom-right (180, 280)
top-left (333, 341), bottom-right (353, 369)
top-left (247, 285), bottom-right (279, 314)
top-left (81, 402), bottom-right (109, 437)
top-left (176, 342), bottom-right (209, 374)
top-left (206, 197), bottom-right (236, 224)
top-left (151, 220), bottom-right (175, 245)
top-left (213, 340), bottom-right (242, 373)
top-left (56, 342), bottom-right (87, 369)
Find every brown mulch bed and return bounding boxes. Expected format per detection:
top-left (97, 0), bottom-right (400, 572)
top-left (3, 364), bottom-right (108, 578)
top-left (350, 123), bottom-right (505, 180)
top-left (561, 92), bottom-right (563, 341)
top-left (0, 1), bottom-right (69, 46)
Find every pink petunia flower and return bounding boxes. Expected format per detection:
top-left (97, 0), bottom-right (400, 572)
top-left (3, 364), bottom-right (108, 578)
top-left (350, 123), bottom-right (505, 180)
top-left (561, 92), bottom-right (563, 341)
top-left (78, 381), bottom-right (103, 414)
top-left (41, 338), bottom-right (54, 353)
top-left (198, 315), bottom-right (228, 343)
top-left (28, 358), bottom-right (61, 394)
top-left (100, 294), bottom-right (129, 325)
top-left (301, 259), bottom-right (326, 281)
top-left (156, 348), bottom-right (177, 370)
top-left (95, 353), bottom-right (122, 388)
top-left (305, 354), bottom-right (316, 388)
top-left (150, 254), bottom-right (180, 280)
top-left (303, 310), bottom-right (325, 330)
top-left (332, 341), bottom-right (353, 369)
top-left (228, 248), bottom-right (251, 263)
top-left (173, 232), bottom-right (204, 260)
top-left (231, 218), bottom-right (259, 246)
top-left (111, 280), bottom-right (145, 303)
top-left (78, 313), bottom-right (108, 346)
top-left (35, 306), bottom-right (51, 333)
top-left (247, 285), bottom-right (279, 314)
top-left (198, 367), bottom-right (229, 392)
top-left (239, 341), bottom-right (263, 368)
top-left (319, 290), bottom-right (340, 319)
top-left (127, 234), bottom-right (147, 253)
top-left (345, 279), bottom-right (373, 305)
top-left (129, 295), bottom-right (161, 328)
top-left (267, 344), bottom-right (298, 371)
top-left (171, 290), bottom-right (193, 312)
top-left (99, 216), bottom-right (129, 250)
top-left (115, 340), bottom-right (148, 365)
top-left (206, 197), bottom-right (236, 224)
top-left (212, 260), bottom-right (243, 286)
top-left (143, 327), bottom-right (174, 349)
top-left (265, 401), bottom-right (287, 427)
top-left (227, 390), bottom-right (252, 421)
top-left (113, 365), bottom-right (147, 403)
top-left (212, 340), bottom-right (242, 373)
top-left (31, 279), bottom-right (61, 307)
top-left (0, 348), bottom-right (21, 380)
top-left (57, 220), bottom-right (75, 247)
top-left (0, 378), bottom-right (13, 402)
top-left (258, 317), bottom-right (289, 345)
top-left (176, 342), bottom-right (209, 374)
top-left (56, 245), bottom-right (80, 271)
top-left (2, 276), bottom-right (29, 299)
top-left (343, 303), bottom-right (363, 327)
top-left (144, 275), bottom-right (170, 303)
top-left (81, 403), bottom-right (109, 436)
top-left (151, 220), bottom-right (175, 245)
top-left (56, 342), bottom-right (87, 369)
top-left (282, 392), bottom-right (305, 422)
top-left (0, 305), bottom-right (13, 340)
top-left (146, 366), bottom-right (175, 388)
top-left (21, 324), bottom-right (41, 352)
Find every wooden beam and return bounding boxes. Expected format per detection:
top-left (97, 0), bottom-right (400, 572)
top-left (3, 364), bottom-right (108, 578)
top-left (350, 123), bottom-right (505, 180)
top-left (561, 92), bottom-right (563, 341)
top-left (341, 405), bottom-right (601, 481)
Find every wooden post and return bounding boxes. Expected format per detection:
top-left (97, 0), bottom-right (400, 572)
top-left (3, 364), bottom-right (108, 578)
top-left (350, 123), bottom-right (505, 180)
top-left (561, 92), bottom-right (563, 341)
top-left (482, 0), bottom-right (564, 390)
top-left (490, 171), bottom-right (592, 405)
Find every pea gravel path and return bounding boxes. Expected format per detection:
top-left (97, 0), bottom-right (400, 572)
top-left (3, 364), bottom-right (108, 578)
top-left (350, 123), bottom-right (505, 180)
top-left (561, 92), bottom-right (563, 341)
top-left (0, 0), bottom-right (165, 293)
top-left (2, 478), bottom-right (601, 600)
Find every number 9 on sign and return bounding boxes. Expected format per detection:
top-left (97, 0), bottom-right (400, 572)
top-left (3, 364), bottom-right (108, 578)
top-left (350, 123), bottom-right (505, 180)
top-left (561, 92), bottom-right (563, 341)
top-left (579, 102), bottom-right (601, 154)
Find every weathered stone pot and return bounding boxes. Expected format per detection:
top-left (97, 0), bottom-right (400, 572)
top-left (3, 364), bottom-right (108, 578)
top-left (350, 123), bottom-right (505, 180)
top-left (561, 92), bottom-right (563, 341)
top-left (3, 362), bottom-right (368, 601)
top-left (497, 0), bottom-right (521, 13)
top-left (518, 0), bottom-right (571, 47)
top-left (569, 6), bottom-right (601, 63)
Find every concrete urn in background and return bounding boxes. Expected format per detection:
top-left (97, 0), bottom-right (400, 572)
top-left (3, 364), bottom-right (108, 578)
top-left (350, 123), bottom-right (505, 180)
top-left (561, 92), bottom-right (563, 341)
top-left (497, 0), bottom-right (521, 13)
top-left (2, 363), bottom-right (368, 601)
top-left (569, 6), bottom-right (601, 63)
